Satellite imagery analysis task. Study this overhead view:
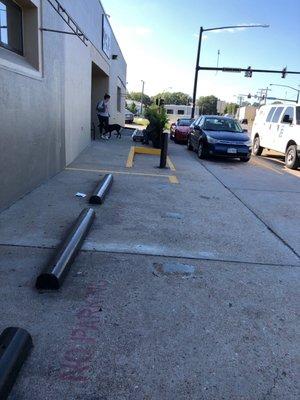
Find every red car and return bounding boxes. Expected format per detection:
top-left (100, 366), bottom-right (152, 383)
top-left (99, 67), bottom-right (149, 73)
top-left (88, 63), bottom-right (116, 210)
top-left (170, 118), bottom-right (194, 143)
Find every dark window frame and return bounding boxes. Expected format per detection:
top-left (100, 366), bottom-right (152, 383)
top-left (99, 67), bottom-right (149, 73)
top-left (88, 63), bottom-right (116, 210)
top-left (166, 109), bottom-right (174, 114)
top-left (177, 109), bottom-right (185, 115)
top-left (0, 0), bottom-right (23, 55)
top-left (281, 106), bottom-right (294, 123)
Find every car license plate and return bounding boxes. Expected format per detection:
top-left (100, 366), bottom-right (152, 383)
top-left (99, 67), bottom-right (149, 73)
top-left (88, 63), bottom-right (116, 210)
top-left (227, 148), bottom-right (237, 154)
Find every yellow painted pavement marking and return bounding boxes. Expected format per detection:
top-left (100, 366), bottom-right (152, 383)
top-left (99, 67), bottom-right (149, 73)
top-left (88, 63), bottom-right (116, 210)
top-left (126, 146), bottom-right (135, 168)
top-left (252, 157), bottom-right (283, 175)
top-left (134, 147), bottom-right (160, 155)
top-left (283, 167), bottom-right (300, 178)
top-left (126, 146), bottom-right (176, 172)
top-left (167, 156), bottom-right (176, 171)
top-left (66, 167), bottom-right (179, 184)
top-left (168, 175), bottom-right (179, 184)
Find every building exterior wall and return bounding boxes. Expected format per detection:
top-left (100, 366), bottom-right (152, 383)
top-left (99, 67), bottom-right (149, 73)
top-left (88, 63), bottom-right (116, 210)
top-left (165, 104), bottom-right (199, 123)
top-left (0, 0), bottom-right (126, 210)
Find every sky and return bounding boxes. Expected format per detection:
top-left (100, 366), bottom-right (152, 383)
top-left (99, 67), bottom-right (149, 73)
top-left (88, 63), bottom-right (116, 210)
top-left (102, 0), bottom-right (300, 103)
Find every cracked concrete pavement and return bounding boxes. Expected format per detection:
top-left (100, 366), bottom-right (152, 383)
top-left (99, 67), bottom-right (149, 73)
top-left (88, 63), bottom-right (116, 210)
top-left (0, 131), bottom-right (299, 399)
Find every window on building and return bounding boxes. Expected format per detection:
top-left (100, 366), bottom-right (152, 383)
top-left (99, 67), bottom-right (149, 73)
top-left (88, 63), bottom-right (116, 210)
top-left (177, 109), bottom-right (184, 115)
top-left (166, 109), bottom-right (174, 114)
top-left (0, 0), bottom-right (23, 55)
top-left (271, 107), bottom-right (284, 123)
top-left (117, 86), bottom-right (121, 112)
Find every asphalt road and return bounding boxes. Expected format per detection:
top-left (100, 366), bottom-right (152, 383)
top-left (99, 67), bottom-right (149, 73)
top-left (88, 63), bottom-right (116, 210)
top-left (0, 132), bottom-right (299, 399)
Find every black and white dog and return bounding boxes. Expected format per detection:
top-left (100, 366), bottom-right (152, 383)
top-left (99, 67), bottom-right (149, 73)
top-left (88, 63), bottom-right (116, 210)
top-left (106, 124), bottom-right (123, 139)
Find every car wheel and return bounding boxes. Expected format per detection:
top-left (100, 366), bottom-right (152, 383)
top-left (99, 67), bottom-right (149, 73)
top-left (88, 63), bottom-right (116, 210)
top-left (187, 136), bottom-right (193, 151)
top-left (197, 142), bottom-right (206, 159)
top-left (253, 135), bottom-right (263, 156)
top-left (285, 144), bottom-right (300, 169)
top-left (240, 156), bottom-right (251, 162)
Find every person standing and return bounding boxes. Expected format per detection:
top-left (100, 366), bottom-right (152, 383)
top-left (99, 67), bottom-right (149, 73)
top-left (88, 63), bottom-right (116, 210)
top-left (96, 94), bottom-right (110, 139)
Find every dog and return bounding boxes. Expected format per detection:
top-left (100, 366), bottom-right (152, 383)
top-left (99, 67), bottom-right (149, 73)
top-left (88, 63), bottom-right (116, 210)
top-left (106, 124), bottom-right (123, 139)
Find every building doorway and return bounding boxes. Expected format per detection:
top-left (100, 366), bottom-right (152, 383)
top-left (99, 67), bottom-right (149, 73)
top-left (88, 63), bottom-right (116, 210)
top-left (91, 62), bottom-right (109, 140)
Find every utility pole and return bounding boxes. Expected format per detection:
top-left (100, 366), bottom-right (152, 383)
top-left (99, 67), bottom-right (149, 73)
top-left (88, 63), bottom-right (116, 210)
top-left (140, 80), bottom-right (145, 116)
top-left (258, 87), bottom-right (270, 105)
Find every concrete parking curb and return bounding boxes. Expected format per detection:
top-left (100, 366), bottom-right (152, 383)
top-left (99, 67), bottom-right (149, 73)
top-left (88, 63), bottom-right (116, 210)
top-left (35, 208), bottom-right (95, 290)
top-left (0, 327), bottom-right (33, 400)
top-left (89, 174), bottom-right (113, 204)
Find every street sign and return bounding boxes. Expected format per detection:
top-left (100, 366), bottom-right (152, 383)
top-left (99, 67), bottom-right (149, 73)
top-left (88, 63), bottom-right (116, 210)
top-left (222, 67), bottom-right (241, 73)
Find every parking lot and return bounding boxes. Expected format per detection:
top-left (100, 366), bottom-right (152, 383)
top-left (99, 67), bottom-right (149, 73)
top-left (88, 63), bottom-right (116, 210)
top-left (0, 131), bottom-right (299, 399)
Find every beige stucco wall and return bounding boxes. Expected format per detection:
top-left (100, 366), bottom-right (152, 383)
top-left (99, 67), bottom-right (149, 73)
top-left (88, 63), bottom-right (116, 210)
top-left (0, 0), bottom-right (126, 210)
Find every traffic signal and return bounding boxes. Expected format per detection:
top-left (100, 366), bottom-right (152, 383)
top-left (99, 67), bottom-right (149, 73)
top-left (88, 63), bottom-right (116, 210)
top-left (281, 67), bottom-right (287, 78)
top-left (245, 66), bottom-right (252, 78)
top-left (155, 98), bottom-right (159, 106)
top-left (159, 98), bottom-right (165, 107)
top-left (247, 93), bottom-right (251, 99)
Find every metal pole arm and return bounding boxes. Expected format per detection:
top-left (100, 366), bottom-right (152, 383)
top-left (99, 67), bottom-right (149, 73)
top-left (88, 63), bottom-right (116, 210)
top-left (203, 24), bottom-right (269, 32)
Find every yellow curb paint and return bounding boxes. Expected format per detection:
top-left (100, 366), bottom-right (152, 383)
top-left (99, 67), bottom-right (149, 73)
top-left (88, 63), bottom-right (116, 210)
top-left (167, 156), bottom-right (176, 171)
top-left (169, 175), bottom-right (179, 184)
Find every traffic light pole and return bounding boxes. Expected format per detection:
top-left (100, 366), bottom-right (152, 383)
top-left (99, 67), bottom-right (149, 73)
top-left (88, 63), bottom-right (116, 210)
top-left (158, 101), bottom-right (168, 168)
top-left (197, 66), bottom-right (300, 76)
top-left (191, 27), bottom-right (203, 119)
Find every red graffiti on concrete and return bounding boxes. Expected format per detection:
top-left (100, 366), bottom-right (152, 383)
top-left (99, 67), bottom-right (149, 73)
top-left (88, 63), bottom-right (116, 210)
top-left (58, 282), bottom-right (107, 382)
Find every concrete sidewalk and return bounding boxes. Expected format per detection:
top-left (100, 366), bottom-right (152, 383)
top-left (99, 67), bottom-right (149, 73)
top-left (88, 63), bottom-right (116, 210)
top-left (0, 131), bottom-right (299, 399)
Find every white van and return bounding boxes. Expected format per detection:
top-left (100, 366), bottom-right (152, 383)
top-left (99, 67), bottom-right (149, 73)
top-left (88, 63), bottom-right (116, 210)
top-left (251, 103), bottom-right (300, 169)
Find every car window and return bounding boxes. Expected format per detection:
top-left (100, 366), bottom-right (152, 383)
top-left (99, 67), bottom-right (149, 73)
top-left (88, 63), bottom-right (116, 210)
top-left (266, 107), bottom-right (276, 122)
top-left (194, 117), bottom-right (202, 126)
top-left (281, 107), bottom-right (294, 123)
top-left (178, 119), bottom-right (193, 126)
top-left (271, 107), bottom-right (284, 123)
top-left (296, 107), bottom-right (300, 125)
top-left (203, 117), bottom-right (243, 132)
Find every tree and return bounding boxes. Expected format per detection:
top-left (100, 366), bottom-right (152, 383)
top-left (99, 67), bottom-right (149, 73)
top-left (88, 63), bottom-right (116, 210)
top-left (127, 102), bottom-right (137, 114)
top-left (152, 92), bottom-right (192, 105)
top-left (223, 102), bottom-right (239, 116)
top-left (197, 95), bottom-right (218, 115)
top-left (127, 91), bottom-right (152, 106)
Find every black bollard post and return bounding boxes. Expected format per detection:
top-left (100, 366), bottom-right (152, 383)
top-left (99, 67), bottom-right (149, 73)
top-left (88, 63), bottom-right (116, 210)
top-left (89, 174), bottom-right (113, 204)
top-left (35, 208), bottom-right (95, 290)
top-left (159, 131), bottom-right (168, 168)
top-left (0, 327), bottom-right (33, 400)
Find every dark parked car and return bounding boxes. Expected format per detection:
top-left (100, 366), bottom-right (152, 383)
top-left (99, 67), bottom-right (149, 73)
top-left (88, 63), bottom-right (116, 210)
top-left (187, 115), bottom-right (252, 162)
top-left (170, 118), bottom-right (194, 143)
top-left (125, 109), bottom-right (134, 124)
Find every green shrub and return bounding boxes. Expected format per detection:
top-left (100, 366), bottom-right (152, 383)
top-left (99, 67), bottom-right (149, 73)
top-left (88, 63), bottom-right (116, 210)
top-left (144, 106), bottom-right (168, 148)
